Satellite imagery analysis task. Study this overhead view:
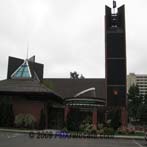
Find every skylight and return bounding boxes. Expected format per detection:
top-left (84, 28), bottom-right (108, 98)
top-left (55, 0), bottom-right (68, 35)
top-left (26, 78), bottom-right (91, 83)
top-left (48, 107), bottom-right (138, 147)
top-left (11, 60), bottom-right (32, 79)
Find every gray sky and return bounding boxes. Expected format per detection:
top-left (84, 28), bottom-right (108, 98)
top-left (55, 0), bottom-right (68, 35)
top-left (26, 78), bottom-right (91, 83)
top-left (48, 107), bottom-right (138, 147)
top-left (0, 0), bottom-right (147, 79)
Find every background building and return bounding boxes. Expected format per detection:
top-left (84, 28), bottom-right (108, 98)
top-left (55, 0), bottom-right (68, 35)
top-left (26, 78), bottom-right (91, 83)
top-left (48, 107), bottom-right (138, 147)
top-left (127, 73), bottom-right (147, 95)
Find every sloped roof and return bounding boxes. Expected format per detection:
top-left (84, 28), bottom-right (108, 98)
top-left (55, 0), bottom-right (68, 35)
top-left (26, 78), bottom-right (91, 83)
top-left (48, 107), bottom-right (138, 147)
top-left (0, 79), bottom-right (63, 102)
top-left (0, 79), bottom-right (50, 92)
top-left (43, 78), bottom-right (106, 99)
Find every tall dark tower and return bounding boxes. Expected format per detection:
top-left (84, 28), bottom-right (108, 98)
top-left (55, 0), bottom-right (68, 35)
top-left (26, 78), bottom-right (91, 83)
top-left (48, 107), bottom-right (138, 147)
top-left (105, 2), bottom-right (127, 127)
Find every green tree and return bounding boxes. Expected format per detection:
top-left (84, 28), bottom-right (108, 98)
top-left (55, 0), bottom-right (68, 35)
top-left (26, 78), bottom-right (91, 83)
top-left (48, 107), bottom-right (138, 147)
top-left (6, 104), bottom-right (14, 127)
top-left (39, 109), bottom-right (46, 129)
top-left (0, 96), bottom-right (14, 127)
top-left (109, 109), bottom-right (121, 130)
top-left (144, 93), bottom-right (147, 104)
top-left (128, 84), bottom-right (142, 121)
top-left (70, 71), bottom-right (79, 79)
top-left (66, 109), bottom-right (85, 131)
top-left (136, 93), bottom-right (147, 124)
top-left (137, 104), bottom-right (147, 124)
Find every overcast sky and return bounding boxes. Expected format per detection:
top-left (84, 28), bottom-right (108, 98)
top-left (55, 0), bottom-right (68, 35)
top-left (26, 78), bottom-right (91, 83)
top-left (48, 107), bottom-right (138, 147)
top-left (0, 0), bottom-right (147, 79)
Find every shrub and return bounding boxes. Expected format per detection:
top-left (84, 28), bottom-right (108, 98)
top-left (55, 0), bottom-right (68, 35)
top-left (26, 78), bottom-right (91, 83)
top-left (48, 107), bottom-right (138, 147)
top-left (15, 114), bottom-right (25, 128)
top-left (98, 124), bottom-right (104, 130)
top-left (99, 129), bottom-right (104, 135)
top-left (15, 113), bottom-right (36, 129)
top-left (117, 128), bottom-right (127, 135)
top-left (24, 114), bottom-right (36, 129)
top-left (85, 124), bottom-right (93, 134)
top-left (79, 120), bottom-right (91, 133)
top-left (103, 127), bottom-right (114, 135)
top-left (90, 127), bottom-right (97, 135)
top-left (117, 128), bottom-right (135, 135)
top-left (62, 127), bottom-right (68, 132)
top-left (79, 124), bottom-right (85, 132)
top-left (128, 129), bottom-right (135, 134)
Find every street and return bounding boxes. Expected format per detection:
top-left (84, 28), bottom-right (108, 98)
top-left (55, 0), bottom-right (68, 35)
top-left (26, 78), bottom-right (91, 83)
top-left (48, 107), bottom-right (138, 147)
top-left (0, 132), bottom-right (146, 147)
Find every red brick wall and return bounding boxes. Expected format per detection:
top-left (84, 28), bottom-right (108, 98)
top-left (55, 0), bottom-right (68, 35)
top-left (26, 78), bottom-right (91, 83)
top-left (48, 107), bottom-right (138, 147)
top-left (12, 99), bottom-right (44, 124)
top-left (64, 106), bottom-right (70, 122)
top-left (92, 110), bottom-right (97, 129)
top-left (121, 107), bottom-right (128, 128)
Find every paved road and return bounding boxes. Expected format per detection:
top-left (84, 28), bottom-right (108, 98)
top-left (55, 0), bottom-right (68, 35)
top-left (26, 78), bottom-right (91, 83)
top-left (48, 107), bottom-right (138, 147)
top-left (0, 132), bottom-right (146, 147)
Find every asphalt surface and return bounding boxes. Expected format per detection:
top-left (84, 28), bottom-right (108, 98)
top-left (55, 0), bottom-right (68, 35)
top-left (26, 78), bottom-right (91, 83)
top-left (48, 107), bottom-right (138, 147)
top-left (0, 132), bottom-right (146, 147)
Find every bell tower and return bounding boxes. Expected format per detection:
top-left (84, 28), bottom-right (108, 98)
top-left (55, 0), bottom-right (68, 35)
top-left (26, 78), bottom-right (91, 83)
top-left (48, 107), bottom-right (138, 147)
top-left (105, 2), bottom-right (127, 127)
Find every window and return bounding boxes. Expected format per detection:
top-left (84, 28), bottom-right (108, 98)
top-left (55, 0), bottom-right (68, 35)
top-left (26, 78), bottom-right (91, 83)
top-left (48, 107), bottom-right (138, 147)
top-left (11, 60), bottom-right (32, 79)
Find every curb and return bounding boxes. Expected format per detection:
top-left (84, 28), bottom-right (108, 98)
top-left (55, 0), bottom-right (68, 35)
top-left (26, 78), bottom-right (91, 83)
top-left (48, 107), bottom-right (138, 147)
top-left (114, 135), bottom-right (144, 140)
top-left (0, 128), bottom-right (32, 134)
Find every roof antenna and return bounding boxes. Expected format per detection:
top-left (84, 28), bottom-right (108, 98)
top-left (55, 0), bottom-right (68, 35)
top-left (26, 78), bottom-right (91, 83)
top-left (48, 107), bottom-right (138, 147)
top-left (26, 41), bottom-right (29, 60)
top-left (113, 0), bottom-right (117, 14)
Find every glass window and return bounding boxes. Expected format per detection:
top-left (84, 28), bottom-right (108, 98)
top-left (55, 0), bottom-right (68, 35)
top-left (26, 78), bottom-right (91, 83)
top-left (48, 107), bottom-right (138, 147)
top-left (11, 61), bottom-right (31, 79)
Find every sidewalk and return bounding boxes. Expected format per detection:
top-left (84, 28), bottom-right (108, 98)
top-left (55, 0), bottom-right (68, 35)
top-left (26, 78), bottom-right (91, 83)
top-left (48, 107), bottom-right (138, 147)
top-left (114, 135), bottom-right (144, 140)
top-left (0, 128), bottom-right (145, 140)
